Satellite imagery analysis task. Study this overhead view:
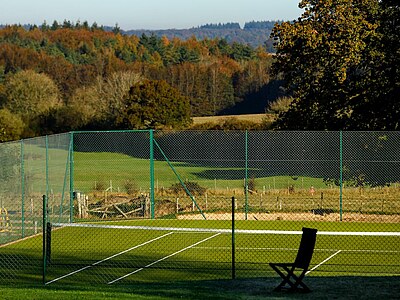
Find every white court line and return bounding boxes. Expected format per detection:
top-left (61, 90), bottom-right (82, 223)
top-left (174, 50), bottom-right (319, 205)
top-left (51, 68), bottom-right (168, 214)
top-left (45, 232), bottom-right (174, 285)
top-left (108, 233), bottom-right (221, 284)
top-left (195, 246), bottom-right (400, 254)
top-left (52, 223), bottom-right (400, 236)
top-left (306, 250), bottom-right (342, 275)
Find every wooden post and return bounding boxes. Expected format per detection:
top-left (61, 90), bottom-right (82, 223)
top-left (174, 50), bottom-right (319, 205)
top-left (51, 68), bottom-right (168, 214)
top-left (320, 192), bottom-right (324, 209)
top-left (77, 192), bottom-right (82, 218)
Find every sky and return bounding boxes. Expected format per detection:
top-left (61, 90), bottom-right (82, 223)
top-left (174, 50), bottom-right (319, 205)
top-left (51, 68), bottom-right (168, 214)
top-left (0, 0), bottom-right (302, 30)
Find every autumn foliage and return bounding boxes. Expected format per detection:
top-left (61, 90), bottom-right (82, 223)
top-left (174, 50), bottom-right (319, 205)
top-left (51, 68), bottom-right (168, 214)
top-left (0, 23), bottom-right (274, 139)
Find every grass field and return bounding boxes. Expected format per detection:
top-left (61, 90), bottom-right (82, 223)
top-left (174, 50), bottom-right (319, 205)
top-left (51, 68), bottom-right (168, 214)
top-left (73, 152), bottom-right (329, 193)
top-left (1, 276), bottom-right (400, 299)
top-left (192, 114), bottom-right (272, 125)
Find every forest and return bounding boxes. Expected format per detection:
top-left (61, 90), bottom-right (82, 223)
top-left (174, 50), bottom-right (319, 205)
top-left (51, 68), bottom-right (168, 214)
top-left (124, 20), bottom-right (278, 50)
top-left (0, 21), bottom-right (279, 140)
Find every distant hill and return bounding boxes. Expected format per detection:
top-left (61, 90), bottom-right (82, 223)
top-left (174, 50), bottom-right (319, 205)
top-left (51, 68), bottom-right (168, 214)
top-left (0, 21), bottom-right (280, 52)
top-left (124, 21), bottom-right (281, 52)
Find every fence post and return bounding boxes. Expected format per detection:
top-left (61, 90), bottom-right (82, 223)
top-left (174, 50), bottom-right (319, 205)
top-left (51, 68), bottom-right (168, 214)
top-left (20, 140), bottom-right (25, 238)
top-left (69, 132), bottom-right (74, 223)
top-left (245, 130), bottom-right (249, 220)
top-left (45, 136), bottom-right (49, 211)
top-left (232, 196), bottom-right (236, 280)
top-left (59, 140), bottom-right (71, 223)
top-left (339, 131), bottom-right (343, 221)
top-left (150, 130), bottom-right (155, 219)
top-left (42, 195), bottom-right (48, 285)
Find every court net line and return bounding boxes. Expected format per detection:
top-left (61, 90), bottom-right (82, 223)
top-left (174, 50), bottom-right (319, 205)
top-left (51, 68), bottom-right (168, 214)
top-left (52, 223), bottom-right (400, 236)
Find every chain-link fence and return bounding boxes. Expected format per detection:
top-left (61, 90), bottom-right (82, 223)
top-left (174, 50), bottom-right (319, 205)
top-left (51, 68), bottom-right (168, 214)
top-left (1, 131), bottom-right (400, 286)
top-left (0, 133), bottom-right (71, 283)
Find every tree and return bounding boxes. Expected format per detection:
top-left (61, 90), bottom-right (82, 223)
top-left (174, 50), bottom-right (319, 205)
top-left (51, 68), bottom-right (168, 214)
top-left (351, 0), bottom-right (400, 130)
top-left (271, 0), bottom-right (381, 130)
top-left (2, 70), bottom-right (61, 120)
top-left (0, 108), bottom-right (25, 142)
top-left (116, 80), bottom-right (191, 129)
top-left (50, 71), bottom-right (144, 131)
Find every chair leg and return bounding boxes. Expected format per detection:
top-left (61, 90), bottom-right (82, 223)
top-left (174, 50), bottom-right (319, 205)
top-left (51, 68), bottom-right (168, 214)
top-left (270, 263), bottom-right (311, 292)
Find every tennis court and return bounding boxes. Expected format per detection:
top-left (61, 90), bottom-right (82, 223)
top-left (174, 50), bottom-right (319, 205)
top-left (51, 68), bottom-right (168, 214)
top-left (28, 219), bottom-right (398, 285)
top-left (2, 130), bottom-right (400, 291)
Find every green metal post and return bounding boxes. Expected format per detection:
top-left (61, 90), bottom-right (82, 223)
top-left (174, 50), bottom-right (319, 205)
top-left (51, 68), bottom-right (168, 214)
top-left (45, 136), bottom-right (49, 211)
top-left (20, 140), bottom-right (25, 238)
top-left (339, 131), bottom-right (343, 222)
top-left (150, 130), bottom-right (155, 219)
top-left (69, 132), bottom-right (74, 223)
top-left (245, 130), bottom-right (249, 220)
top-left (59, 137), bottom-right (71, 223)
top-left (153, 139), bottom-right (206, 220)
top-left (42, 194), bottom-right (48, 285)
top-left (231, 196), bottom-right (236, 279)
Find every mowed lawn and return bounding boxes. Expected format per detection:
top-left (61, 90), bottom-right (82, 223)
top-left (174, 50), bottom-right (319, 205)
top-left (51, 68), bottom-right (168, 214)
top-left (73, 151), bottom-right (327, 193)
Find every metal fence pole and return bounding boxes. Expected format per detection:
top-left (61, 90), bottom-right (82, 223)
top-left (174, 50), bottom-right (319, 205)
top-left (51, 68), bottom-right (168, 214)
top-left (232, 196), bottom-right (236, 279)
top-left (45, 136), bottom-right (49, 204)
top-left (150, 130), bottom-right (155, 219)
top-left (245, 130), bottom-right (249, 220)
top-left (59, 137), bottom-right (71, 223)
top-left (20, 139), bottom-right (25, 238)
top-left (42, 194), bottom-right (48, 285)
top-left (339, 131), bottom-right (343, 221)
top-left (69, 132), bottom-right (74, 223)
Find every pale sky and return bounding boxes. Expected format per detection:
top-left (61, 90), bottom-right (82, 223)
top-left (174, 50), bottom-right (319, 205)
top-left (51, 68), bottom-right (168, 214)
top-left (0, 0), bottom-right (302, 30)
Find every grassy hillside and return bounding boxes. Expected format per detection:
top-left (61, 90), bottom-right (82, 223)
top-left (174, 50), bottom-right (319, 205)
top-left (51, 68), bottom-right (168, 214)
top-left (192, 114), bottom-right (275, 126)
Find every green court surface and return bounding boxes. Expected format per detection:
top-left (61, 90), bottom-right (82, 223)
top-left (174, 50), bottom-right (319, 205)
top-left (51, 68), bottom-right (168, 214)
top-left (3, 219), bottom-right (399, 287)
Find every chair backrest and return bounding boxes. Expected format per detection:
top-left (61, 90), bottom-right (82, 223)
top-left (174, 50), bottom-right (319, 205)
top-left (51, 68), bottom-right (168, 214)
top-left (294, 227), bottom-right (318, 269)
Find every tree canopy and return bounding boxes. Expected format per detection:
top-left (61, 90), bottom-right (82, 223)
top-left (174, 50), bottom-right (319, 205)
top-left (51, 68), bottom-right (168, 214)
top-left (0, 108), bottom-right (24, 142)
top-left (0, 24), bottom-right (276, 139)
top-left (116, 80), bottom-right (191, 129)
top-left (271, 0), bottom-right (399, 130)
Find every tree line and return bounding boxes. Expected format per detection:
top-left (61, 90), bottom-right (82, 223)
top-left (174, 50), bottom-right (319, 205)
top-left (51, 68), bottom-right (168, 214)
top-left (0, 24), bottom-right (277, 141)
top-left (125, 21), bottom-right (278, 49)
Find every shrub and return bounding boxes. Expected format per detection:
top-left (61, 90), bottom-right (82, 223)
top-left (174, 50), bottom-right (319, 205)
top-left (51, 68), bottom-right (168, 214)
top-left (169, 181), bottom-right (206, 196)
top-left (266, 96), bottom-right (293, 114)
top-left (123, 179), bottom-right (138, 195)
top-left (93, 181), bottom-right (106, 191)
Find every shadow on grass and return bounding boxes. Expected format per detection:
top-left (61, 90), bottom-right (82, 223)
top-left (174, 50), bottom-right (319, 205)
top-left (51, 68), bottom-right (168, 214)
top-left (1, 276), bottom-right (400, 299)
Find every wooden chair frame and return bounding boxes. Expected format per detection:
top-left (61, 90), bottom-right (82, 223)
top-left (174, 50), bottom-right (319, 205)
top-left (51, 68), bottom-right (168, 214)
top-left (269, 227), bottom-right (318, 292)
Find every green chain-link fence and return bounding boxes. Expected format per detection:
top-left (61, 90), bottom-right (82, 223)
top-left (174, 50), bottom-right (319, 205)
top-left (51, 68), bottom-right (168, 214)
top-left (1, 131), bottom-right (400, 286)
top-left (0, 133), bottom-right (71, 283)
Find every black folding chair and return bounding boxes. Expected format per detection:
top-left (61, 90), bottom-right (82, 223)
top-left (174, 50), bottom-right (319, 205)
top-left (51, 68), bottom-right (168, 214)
top-left (269, 227), bottom-right (318, 292)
